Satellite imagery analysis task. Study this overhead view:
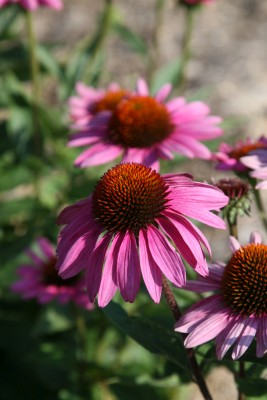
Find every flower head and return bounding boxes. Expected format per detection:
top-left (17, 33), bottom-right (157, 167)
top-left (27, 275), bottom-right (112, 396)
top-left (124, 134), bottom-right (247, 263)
top-left (68, 79), bottom-right (223, 171)
top-left (56, 163), bottom-right (228, 307)
top-left (0, 0), bottom-right (63, 9)
top-left (175, 232), bottom-right (267, 359)
top-left (241, 149), bottom-right (267, 189)
top-left (212, 178), bottom-right (251, 224)
top-left (214, 137), bottom-right (267, 173)
top-left (11, 238), bottom-right (93, 309)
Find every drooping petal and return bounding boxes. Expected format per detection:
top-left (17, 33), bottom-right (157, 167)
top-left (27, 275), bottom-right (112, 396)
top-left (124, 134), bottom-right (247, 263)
top-left (116, 231), bottom-right (141, 302)
top-left (86, 234), bottom-right (112, 302)
top-left (145, 225), bottom-right (186, 287)
top-left (215, 316), bottom-right (246, 360)
top-left (157, 212), bottom-right (208, 276)
top-left (175, 295), bottom-right (225, 333)
top-left (232, 318), bottom-right (258, 360)
top-left (184, 309), bottom-right (230, 348)
top-left (139, 229), bottom-right (162, 303)
top-left (97, 234), bottom-right (122, 307)
top-left (256, 315), bottom-right (267, 357)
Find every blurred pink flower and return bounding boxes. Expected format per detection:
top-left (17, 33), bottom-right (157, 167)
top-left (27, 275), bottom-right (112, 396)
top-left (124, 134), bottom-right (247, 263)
top-left (11, 238), bottom-right (93, 309)
top-left (0, 0), bottom-right (63, 10)
top-left (68, 78), bottom-right (223, 171)
top-left (175, 232), bottom-right (267, 360)
top-left (241, 149), bottom-right (267, 189)
top-left (56, 163), bottom-right (228, 307)
top-left (213, 137), bottom-right (267, 172)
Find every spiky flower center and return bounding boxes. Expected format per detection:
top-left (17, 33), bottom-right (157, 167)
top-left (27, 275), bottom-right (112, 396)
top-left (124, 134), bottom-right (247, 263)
top-left (229, 143), bottom-right (266, 160)
top-left (92, 163), bottom-right (169, 234)
top-left (108, 96), bottom-right (174, 148)
top-left (221, 244), bottom-right (267, 316)
top-left (214, 178), bottom-right (249, 200)
top-left (43, 257), bottom-right (77, 287)
top-left (93, 90), bottom-right (130, 113)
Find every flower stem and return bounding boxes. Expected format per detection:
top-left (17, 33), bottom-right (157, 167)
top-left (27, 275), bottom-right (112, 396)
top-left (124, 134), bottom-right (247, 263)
top-left (252, 186), bottom-right (267, 233)
top-left (226, 216), bottom-right (238, 239)
top-left (147, 0), bottom-right (165, 84)
top-left (25, 10), bottom-right (42, 157)
top-left (83, 0), bottom-right (113, 83)
top-left (238, 361), bottom-right (246, 400)
top-left (162, 276), bottom-right (213, 400)
top-left (176, 7), bottom-right (195, 89)
top-left (224, 219), bottom-right (246, 400)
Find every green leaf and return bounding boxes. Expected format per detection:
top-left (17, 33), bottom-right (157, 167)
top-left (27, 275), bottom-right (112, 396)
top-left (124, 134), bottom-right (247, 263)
top-left (0, 5), bottom-right (20, 38)
top-left (36, 44), bottom-right (63, 80)
top-left (237, 378), bottom-right (267, 398)
top-left (151, 57), bottom-right (182, 94)
top-left (112, 22), bottom-right (148, 55)
top-left (103, 302), bottom-right (192, 377)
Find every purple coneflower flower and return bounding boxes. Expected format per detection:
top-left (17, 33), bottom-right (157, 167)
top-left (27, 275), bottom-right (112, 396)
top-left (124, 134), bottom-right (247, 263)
top-left (214, 137), bottom-right (267, 172)
top-left (68, 79), bottom-right (223, 171)
top-left (241, 149), bottom-right (267, 189)
top-left (0, 0), bottom-right (63, 10)
top-left (11, 238), bottom-right (93, 309)
top-left (175, 232), bottom-right (267, 359)
top-left (56, 163), bottom-right (228, 307)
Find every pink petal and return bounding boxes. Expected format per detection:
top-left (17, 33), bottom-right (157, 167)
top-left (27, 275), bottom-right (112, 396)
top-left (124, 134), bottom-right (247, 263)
top-left (250, 231), bottom-right (262, 244)
top-left (232, 318), bottom-right (258, 359)
top-left (175, 295), bottom-right (224, 333)
top-left (229, 236), bottom-right (241, 253)
top-left (157, 212), bottom-right (208, 276)
top-left (155, 83), bottom-right (172, 103)
top-left (184, 309), bottom-right (230, 348)
top-left (136, 78), bottom-right (149, 95)
top-left (37, 237), bottom-right (54, 259)
top-left (57, 228), bottom-right (100, 279)
top-left (85, 234), bottom-right (112, 302)
top-left (145, 225), bottom-right (185, 287)
top-left (215, 316), bottom-right (246, 360)
top-left (74, 143), bottom-right (122, 168)
top-left (116, 231), bottom-right (141, 302)
top-left (139, 229), bottom-right (162, 303)
top-left (256, 316), bottom-right (267, 357)
top-left (97, 234), bottom-right (122, 307)
top-left (57, 198), bottom-right (91, 225)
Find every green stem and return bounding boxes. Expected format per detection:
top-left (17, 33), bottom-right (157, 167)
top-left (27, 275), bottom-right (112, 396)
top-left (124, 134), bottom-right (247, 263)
top-left (226, 216), bottom-right (238, 239)
top-left (225, 216), bottom-right (246, 400)
top-left (25, 10), bottom-right (42, 157)
top-left (83, 0), bottom-right (113, 83)
top-left (176, 7), bottom-right (195, 89)
top-left (162, 276), bottom-right (213, 400)
top-left (238, 361), bottom-right (246, 400)
top-left (252, 186), bottom-right (267, 233)
top-left (147, 0), bottom-right (165, 84)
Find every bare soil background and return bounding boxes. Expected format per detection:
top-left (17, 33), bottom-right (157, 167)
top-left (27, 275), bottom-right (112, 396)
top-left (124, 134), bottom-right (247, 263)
top-left (33, 1), bottom-right (267, 398)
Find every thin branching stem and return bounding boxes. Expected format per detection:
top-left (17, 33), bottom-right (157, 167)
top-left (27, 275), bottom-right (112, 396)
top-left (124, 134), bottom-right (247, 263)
top-left (162, 276), bottom-right (213, 400)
